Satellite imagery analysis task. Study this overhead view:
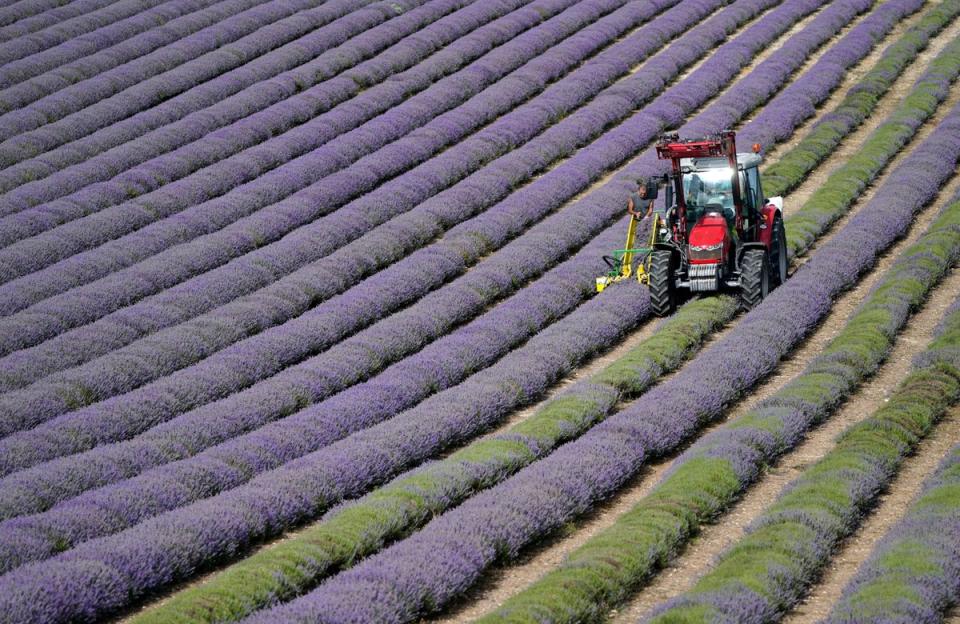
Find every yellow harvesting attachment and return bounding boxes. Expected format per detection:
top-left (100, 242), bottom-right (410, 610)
top-left (596, 212), bottom-right (663, 292)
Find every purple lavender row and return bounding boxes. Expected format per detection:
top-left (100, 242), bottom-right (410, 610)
top-left (0, 0), bottom-right (704, 398)
top-left (0, 2), bottom-right (848, 616)
top-left (0, 0), bottom-right (870, 606)
top-left (0, 0), bottom-right (479, 218)
top-left (825, 440), bottom-right (960, 624)
top-left (0, 0), bottom-right (798, 474)
top-left (0, 0), bottom-right (117, 33)
top-left (0, 0), bottom-right (440, 191)
top-left (0, 0), bottom-right (340, 126)
top-left (251, 32), bottom-right (960, 624)
top-left (0, 224), bottom-right (646, 624)
top-left (0, 1), bottom-right (628, 327)
top-left (0, 0), bottom-right (848, 578)
top-left (0, 0), bottom-right (219, 76)
top-left (0, 0), bottom-right (581, 253)
top-left (0, 0), bottom-right (171, 60)
top-left (0, 210), bottom-right (629, 574)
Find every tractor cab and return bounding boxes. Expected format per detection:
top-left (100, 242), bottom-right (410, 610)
top-left (646, 130), bottom-right (787, 315)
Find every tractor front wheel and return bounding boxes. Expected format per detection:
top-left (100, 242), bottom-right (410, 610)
top-left (649, 249), bottom-right (675, 316)
top-left (740, 248), bottom-right (769, 310)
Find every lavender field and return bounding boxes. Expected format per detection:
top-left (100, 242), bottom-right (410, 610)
top-left (0, 0), bottom-right (959, 622)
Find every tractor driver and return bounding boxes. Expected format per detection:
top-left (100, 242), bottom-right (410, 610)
top-left (627, 178), bottom-right (655, 218)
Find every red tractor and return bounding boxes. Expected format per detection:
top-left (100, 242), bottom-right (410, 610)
top-left (646, 130), bottom-right (787, 315)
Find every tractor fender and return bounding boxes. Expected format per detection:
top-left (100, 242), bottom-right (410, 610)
top-left (737, 240), bottom-right (767, 268)
top-left (653, 242), bottom-right (682, 264)
top-left (756, 202), bottom-right (782, 249)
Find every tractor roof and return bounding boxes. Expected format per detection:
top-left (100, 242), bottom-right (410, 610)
top-left (680, 153), bottom-right (761, 171)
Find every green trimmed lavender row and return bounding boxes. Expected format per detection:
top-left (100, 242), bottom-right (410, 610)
top-left (827, 426), bottom-right (960, 621)
top-left (475, 44), bottom-right (960, 617)
top-left (762, 0), bottom-right (960, 198)
top-left (126, 297), bottom-right (737, 624)
top-left (0, 1), bottom-right (859, 618)
top-left (646, 192), bottom-right (960, 624)
top-left (786, 24), bottom-right (960, 258)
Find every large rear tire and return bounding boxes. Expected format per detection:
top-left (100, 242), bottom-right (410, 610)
top-left (649, 249), bottom-right (675, 316)
top-left (740, 248), bottom-right (769, 310)
top-left (769, 214), bottom-right (787, 288)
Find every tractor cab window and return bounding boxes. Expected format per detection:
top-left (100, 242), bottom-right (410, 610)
top-left (683, 167), bottom-right (734, 225)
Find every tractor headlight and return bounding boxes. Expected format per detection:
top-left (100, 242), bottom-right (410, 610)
top-left (690, 242), bottom-right (723, 252)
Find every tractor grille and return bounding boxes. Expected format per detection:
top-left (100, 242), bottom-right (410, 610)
top-left (689, 243), bottom-right (723, 263)
top-left (688, 262), bottom-right (719, 292)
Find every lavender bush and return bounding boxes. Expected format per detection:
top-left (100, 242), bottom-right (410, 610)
top-left (0, 0), bottom-right (619, 307)
top-left (0, 0), bottom-right (265, 95)
top-left (826, 445), bottom-right (960, 623)
top-left (0, 0), bottom-right (120, 37)
top-left (0, 0), bottom-right (478, 195)
top-left (0, 0), bottom-right (485, 222)
top-left (0, 0), bottom-right (793, 447)
top-left (0, 0), bottom-right (733, 399)
top-left (646, 193), bottom-right (960, 623)
top-left (0, 0), bottom-right (188, 67)
top-left (127, 295), bottom-right (737, 624)
top-left (242, 41), bottom-right (960, 624)
top-left (762, 0), bottom-right (960, 198)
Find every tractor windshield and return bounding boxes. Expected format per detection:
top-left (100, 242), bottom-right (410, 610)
top-left (682, 167), bottom-right (735, 224)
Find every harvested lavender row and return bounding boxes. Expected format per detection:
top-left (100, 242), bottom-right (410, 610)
top-left (0, 0), bottom-right (118, 34)
top-left (0, 0), bottom-right (621, 302)
top-left (0, 224), bottom-right (648, 624)
top-left (249, 67), bottom-right (960, 624)
top-left (0, 0), bottom-right (246, 87)
top-left (0, 0), bottom-right (357, 136)
top-left (0, 0), bottom-right (874, 617)
top-left (0, 0), bottom-right (817, 472)
top-left (784, 29), bottom-right (960, 258)
top-left (826, 450), bottom-right (960, 621)
top-left (0, 0), bottom-right (478, 218)
top-left (127, 296), bottom-right (736, 624)
top-left (0, 0), bottom-right (185, 65)
top-left (483, 186), bottom-right (960, 624)
top-left (0, 0), bottom-right (721, 398)
top-left (645, 195), bottom-right (960, 623)
top-left (0, 0), bottom-right (473, 194)
top-left (0, 214), bottom-right (629, 574)
top-left (762, 0), bottom-right (960, 198)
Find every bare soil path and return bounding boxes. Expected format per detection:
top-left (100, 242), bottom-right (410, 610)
top-left (782, 404), bottom-right (960, 623)
top-left (431, 25), bottom-right (960, 622)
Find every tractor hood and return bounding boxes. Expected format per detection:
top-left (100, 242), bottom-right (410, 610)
top-left (688, 213), bottom-right (729, 264)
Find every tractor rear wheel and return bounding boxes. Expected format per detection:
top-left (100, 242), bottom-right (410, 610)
top-left (649, 249), bottom-right (675, 316)
top-left (769, 214), bottom-right (787, 288)
top-left (740, 248), bottom-right (769, 310)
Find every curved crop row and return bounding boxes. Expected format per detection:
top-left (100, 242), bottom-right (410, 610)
top-left (0, 0), bottom-right (356, 137)
top-left (0, 0), bottom-right (726, 415)
top-left (646, 196), bottom-right (960, 622)
top-left (0, 0), bottom-right (198, 69)
top-left (0, 0), bottom-right (262, 96)
top-left (0, 0), bottom-right (478, 222)
top-left (244, 49), bottom-right (960, 624)
top-left (0, 215), bottom-right (635, 574)
top-left (130, 295), bottom-right (738, 624)
top-left (0, 0), bottom-right (789, 449)
top-left (0, 2), bottom-right (877, 620)
top-left (0, 0), bottom-right (449, 194)
top-left (786, 29), bottom-right (960, 258)
top-left (482, 183), bottom-right (960, 624)
top-left (0, 0), bottom-right (119, 37)
top-left (762, 0), bottom-right (960, 198)
top-left (827, 447), bottom-right (960, 621)
top-left (0, 224), bottom-right (647, 624)
top-left (0, 0), bottom-right (618, 316)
